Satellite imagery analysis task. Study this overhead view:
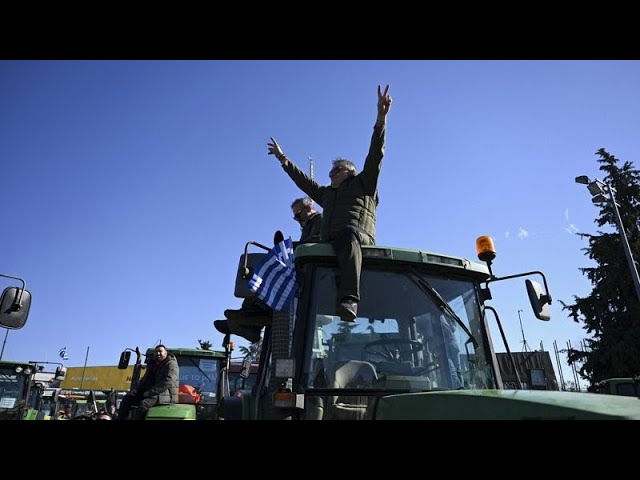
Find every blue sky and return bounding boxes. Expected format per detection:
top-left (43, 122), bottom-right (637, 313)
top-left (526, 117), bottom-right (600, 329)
top-left (1, 60), bottom-right (638, 387)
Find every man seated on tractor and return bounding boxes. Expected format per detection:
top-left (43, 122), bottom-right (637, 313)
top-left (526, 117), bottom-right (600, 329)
top-left (117, 345), bottom-right (179, 420)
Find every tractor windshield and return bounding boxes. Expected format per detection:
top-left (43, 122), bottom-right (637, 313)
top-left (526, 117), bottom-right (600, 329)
top-left (0, 366), bottom-right (28, 412)
top-left (176, 356), bottom-right (220, 404)
top-left (303, 267), bottom-right (496, 397)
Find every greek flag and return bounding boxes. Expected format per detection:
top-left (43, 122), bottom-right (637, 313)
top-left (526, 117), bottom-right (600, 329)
top-left (59, 347), bottom-right (68, 360)
top-left (248, 237), bottom-right (296, 311)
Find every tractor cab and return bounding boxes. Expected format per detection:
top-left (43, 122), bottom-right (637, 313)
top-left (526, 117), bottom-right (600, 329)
top-left (0, 361), bottom-right (36, 420)
top-left (221, 237), bottom-right (545, 419)
top-left (220, 237), bottom-right (640, 420)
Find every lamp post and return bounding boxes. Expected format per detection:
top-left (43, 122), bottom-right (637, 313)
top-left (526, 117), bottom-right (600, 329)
top-left (517, 309), bottom-right (530, 352)
top-left (0, 328), bottom-right (8, 361)
top-left (575, 175), bottom-right (640, 306)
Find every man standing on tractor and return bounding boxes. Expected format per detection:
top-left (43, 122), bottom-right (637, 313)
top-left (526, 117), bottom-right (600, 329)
top-left (267, 84), bottom-right (392, 321)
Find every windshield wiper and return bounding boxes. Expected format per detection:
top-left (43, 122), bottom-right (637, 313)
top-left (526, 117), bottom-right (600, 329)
top-left (407, 268), bottom-right (479, 349)
top-left (0, 374), bottom-right (22, 388)
top-left (187, 358), bottom-right (214, 386)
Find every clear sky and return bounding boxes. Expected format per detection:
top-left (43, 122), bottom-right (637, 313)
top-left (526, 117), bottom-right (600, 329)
top-left (1, 60), bottom-right (638, 387)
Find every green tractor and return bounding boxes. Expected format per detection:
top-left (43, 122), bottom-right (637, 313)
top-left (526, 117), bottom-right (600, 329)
top-left (0, 361), bottom-right (66, 420)
top-left (0, 360), bottom-right (37, 420)
top-left (118, 341), bottom-right (232, 420)
top-left (219, 235), bottom-right (640, 420)
top-left (592, 377), bottom-right (639, 397)
top-left (0, 273), bottom-right (46, 420)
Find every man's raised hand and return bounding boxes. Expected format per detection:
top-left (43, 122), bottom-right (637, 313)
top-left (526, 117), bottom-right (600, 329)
top-left (377, 84), bottom-right (392, 116)
top-left (268, 137), bottom-right (285, 163)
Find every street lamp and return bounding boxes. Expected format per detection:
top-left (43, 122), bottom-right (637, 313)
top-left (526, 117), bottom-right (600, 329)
top-left (0, 328), bottom-right (8, 361)
top-left (517, 309), bottom-right (530, 352)
top-left (575, 175), bottom-right (640, 306)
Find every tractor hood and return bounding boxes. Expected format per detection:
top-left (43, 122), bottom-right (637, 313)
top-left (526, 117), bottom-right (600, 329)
top-left (374, 389), bottom-right (640, 420)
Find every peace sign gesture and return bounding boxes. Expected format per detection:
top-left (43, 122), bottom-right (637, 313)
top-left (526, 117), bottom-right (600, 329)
top-left (377, 84), bottom-right (392, 117)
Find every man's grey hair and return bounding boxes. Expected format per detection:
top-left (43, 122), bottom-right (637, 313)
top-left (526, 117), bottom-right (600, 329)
top-left (291, 197), bottom-right (314, 209)
top-left (332, 158), bottom-right (357, 174)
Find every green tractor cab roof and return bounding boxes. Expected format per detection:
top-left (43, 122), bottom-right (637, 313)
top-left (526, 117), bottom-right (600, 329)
top-left (597, 377), bottom-right (636, 384)
top-left (0, 360), bottom-right (36, 373)
top-left (295, 243), bottom-right (490, 279)
top-left (145, 347), bottom-right (226, 359)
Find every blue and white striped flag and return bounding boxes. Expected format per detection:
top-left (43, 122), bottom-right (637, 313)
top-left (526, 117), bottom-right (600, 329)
top-left (59, 347), bottom-right (68, 360)
top-left (248, 237), bottom-right (296, 311)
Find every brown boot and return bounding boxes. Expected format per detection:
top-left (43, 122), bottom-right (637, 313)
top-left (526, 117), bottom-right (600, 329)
top-left (224, 302), bottom-right (272, 327)
top-left (214, 319), bottom-right (262, 343)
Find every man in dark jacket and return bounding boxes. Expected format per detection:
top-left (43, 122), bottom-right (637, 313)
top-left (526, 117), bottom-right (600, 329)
top-left (291, 196), bottom-right (323, 244)
top-left (117, 344), bottom-right (179, 420)
top-left (214, 199), bottom-right (323, 343)
top-left (267, 85), bottom-right (392, 321)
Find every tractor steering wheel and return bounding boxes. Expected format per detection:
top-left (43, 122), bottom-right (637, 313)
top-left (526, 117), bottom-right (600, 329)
top-left (364, 338), bottom-right (424, 363)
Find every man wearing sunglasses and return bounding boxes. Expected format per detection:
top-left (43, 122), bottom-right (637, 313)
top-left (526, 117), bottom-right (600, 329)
top-left (214, 197), bottom-right (323, 343)
top-left (267, 85), bottom-right (392, 322)
top-left (291, 196), bottom-right (323, 244)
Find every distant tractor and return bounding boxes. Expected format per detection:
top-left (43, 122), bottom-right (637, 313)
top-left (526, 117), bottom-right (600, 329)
top-left (118, 343), bottom-right (232, 420)
top-left (592, 377), bottom-right (639, 397)
top-left (0, 273), bottom-right (57, 420)
top-left (0, 360), bottom-right (66, 420)
top-left (0, 360), bottom-right (37, 420)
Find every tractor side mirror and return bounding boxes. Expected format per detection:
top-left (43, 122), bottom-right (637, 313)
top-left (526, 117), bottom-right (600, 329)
top-left (118, 351), bottom-right (131, 369)
top-left (526, 279), bottom-right (551, 321)
top-left (0, 286), bottom-right (32, 329)
top-left (55, 366), bottom-right (67, 380)
top-left (234, 253), bottom-right (267, 298)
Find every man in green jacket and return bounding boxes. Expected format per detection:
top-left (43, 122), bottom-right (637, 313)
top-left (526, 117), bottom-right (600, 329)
top-left (267, 85), bottom-right (392, 321)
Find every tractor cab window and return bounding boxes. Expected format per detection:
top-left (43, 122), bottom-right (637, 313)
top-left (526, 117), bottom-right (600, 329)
top-left (229, 371), bottom-right (258, 394)
top-left (0, 366), bottom-right (28, 410)
top-left (304, 267), bottom-right (496, 394)
top-left (177, 357), bottom-right (219, 404)
top-left (615, 383), bottom-right (638, 397)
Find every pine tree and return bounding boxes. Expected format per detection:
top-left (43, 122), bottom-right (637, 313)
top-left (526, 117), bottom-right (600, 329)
top-left (563, 148), bottom-right (640, 384)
